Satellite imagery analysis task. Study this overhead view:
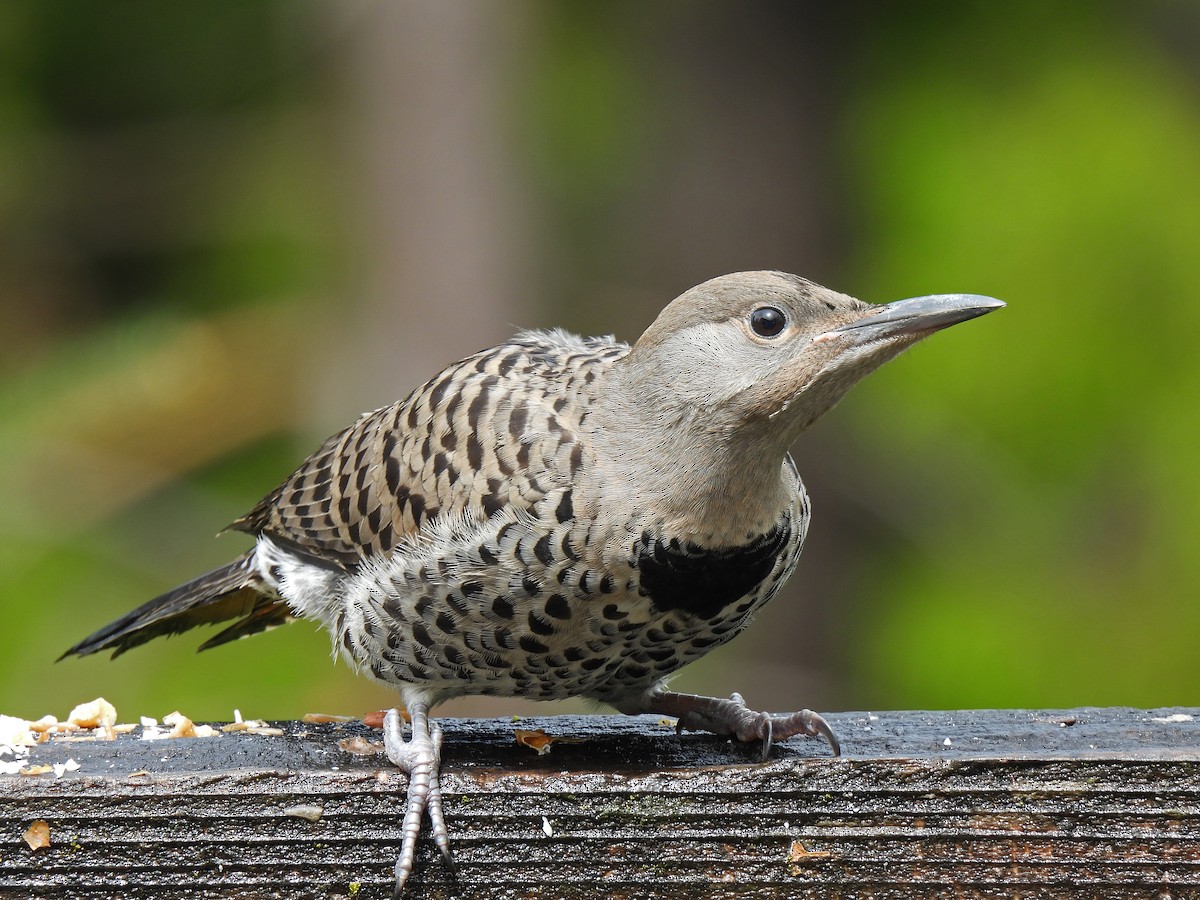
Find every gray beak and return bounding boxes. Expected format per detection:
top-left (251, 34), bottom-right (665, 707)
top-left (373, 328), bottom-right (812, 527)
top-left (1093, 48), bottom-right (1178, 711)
top-left (822, 293), bottom-right (1006, 343)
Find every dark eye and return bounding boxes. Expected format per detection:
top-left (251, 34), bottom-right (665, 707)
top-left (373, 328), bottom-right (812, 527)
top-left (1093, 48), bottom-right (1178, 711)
top-left (749, 306), bottom-right (787, 338)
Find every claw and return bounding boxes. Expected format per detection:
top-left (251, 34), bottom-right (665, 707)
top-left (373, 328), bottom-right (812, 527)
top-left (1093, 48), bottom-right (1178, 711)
top-left (810, 711), bottom-right (841, 757)
top-left (627, 690), bottom-right (841, 759)
top-left (766, 707), bottom-right (840, 758)
top-left (425, 723), bottom-right (455, 870)
top-left (382, 704), bottom-right (453, 895)
top-left (759, 715), bottom-right (773, 762)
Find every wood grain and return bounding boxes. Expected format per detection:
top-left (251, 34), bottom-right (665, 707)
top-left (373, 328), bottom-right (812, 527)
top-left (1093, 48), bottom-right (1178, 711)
top-left (3, 708), bottom-right (1198, 898)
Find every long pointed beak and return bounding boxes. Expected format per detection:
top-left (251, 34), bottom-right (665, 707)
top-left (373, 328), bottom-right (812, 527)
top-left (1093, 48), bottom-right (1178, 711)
top-left (818, 293), bottom-right (1006, 343)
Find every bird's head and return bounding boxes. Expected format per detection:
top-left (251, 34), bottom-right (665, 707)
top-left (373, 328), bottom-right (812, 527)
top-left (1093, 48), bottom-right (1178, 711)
top-left (623, 271), bottom-right (1004, 445)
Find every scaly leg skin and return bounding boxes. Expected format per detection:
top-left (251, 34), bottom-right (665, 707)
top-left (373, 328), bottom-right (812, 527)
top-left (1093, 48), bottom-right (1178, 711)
top-left (622, 690), bottom-right (841, 761)
top-left (383, 704), bottom-right (454, 896)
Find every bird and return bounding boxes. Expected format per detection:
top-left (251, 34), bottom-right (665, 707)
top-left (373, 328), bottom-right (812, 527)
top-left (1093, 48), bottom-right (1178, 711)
top-left (63, 271), bottom-right (1004, 893)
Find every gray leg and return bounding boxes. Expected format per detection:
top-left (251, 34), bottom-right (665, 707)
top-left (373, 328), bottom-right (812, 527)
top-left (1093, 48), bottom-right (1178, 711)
top-left (622, 690), bottom-right (840, 760)
top-left (382, 704), bottom-right (454, 895)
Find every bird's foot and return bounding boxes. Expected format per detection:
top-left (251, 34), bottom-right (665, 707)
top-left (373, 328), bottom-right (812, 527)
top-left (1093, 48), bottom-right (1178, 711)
top-left (382, 705), bottom-right (454, 896)
top-left (631, 690), bottom-right (840, 760)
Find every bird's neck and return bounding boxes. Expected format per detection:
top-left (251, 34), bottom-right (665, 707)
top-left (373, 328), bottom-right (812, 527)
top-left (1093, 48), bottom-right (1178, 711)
top-left (588, 393), bottom-right (797, 547)
top-left (662, 443), bottom-right (797, 546)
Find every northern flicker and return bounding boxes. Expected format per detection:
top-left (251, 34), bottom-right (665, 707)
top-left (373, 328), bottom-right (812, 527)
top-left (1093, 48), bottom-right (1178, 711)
top-left (63, 271), bottom-right (1004, 892)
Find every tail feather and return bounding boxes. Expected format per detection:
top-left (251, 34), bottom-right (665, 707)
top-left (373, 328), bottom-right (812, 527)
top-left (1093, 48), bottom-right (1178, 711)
top-left (197, 599), bottom-right (296, 651)
top-left (60, 552), bottom-right (289, 660)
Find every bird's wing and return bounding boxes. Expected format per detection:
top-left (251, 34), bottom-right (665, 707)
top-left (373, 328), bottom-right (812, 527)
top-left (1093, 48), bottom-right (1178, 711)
top-left (230, 336), bottom-right (609, 570)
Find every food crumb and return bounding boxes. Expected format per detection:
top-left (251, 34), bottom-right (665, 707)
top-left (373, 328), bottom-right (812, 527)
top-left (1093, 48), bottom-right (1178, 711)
top-left (23, 820), bottom-right (51, 851)
top-left (284, 803), bottom-right (325, 823)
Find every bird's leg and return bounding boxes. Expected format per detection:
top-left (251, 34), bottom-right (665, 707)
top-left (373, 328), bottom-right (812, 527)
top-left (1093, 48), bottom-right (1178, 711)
top-left (382, 704), bottom-right (453, 895)
top-left (622, 690), bottom-right (840, 761)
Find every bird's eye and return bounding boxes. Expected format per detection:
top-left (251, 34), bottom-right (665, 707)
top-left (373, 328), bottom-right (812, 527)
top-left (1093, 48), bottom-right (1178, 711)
top-left (749, 306), bottom-right (787, 338)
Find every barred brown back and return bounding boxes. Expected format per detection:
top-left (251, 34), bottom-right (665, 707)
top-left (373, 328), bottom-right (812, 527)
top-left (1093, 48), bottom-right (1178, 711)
top-left (230, 333), bottom-right (626, 569)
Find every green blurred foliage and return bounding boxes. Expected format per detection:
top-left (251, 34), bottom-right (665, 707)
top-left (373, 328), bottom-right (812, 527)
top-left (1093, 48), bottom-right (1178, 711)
top-left (2, 2), bottom-right (1198, 724)
top-left (0, 2), bottom-right (369, 722)
top-left (839, 4), bottom-right (1200, 708)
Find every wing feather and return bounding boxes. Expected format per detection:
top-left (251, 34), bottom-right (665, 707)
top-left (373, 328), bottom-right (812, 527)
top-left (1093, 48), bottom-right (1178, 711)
top-left (230, 334), bottom-right (623, 570)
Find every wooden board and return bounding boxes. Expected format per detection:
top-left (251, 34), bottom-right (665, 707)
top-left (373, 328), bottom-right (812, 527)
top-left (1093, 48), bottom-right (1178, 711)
top-left (2, 708), bottom-right (1199, 898)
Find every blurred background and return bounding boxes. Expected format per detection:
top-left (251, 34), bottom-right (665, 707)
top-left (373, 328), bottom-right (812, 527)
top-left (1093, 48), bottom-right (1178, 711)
top-left (3, 1), bottom-right (1199, 725)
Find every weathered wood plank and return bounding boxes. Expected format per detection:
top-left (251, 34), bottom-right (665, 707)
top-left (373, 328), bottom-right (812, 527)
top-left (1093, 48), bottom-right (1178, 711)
top-left (3, 708), bottom-right (1198, 898)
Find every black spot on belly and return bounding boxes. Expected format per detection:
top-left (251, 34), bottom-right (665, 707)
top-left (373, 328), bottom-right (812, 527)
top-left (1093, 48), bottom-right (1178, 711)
top-left (634, 522), bottom-right (790, 620)
top-left (621, 663), bottom-right (650, 681)
top-left (527, 610), bottom-right (556, 636)
top-left (555, 490), bottom-right (574, 523)
top-left (411, 623), bottom-right (434, 648)
top-left (544, 593), bottom-right (571, 620)
top-left (520, 635), bottom-right (549, 654)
